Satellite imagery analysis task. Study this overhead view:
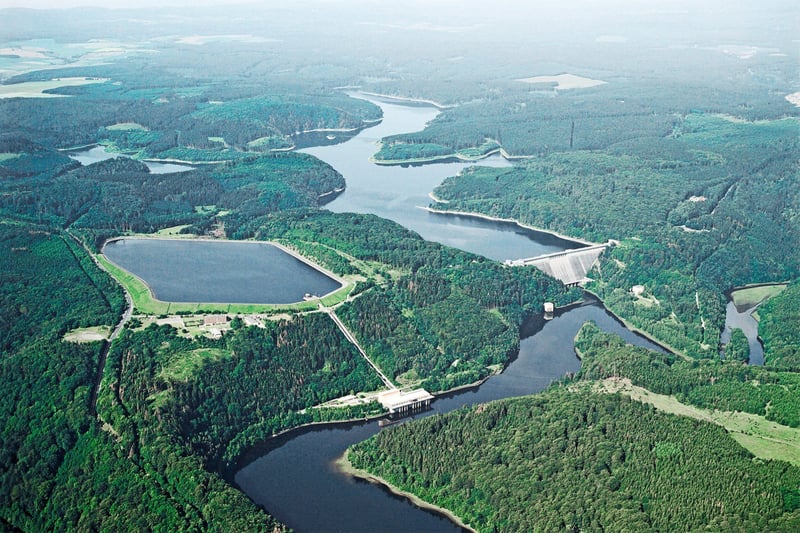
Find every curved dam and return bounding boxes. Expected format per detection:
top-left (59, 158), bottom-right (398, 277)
top-left (505, 243), bottom-right (610, 286)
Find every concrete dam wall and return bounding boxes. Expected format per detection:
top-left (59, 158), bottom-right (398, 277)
top-left (506, 244), bottom-right (609, 286)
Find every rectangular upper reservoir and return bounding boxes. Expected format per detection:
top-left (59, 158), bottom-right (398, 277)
top-left (103, 238), bottom-right (343, 305)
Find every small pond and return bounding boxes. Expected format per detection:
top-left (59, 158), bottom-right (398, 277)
top-left (721, 300), bottom-right (764, 365)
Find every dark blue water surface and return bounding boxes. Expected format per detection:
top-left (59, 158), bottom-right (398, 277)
top-left (234, 97), bottom-right (667, 532)
top-left (235, 299), bottom-right (666, 532)
top-left (103, 238), bottom-right (342, 304)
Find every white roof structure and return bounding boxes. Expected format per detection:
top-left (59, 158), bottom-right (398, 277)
top-left (378, 389), bottom-right (434, 413)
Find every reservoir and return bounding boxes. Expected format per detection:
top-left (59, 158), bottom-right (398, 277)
top-left (235, 298), bottom-right (666, 532)
top-left (68, 145), bottom-right (194, 174)
top-left (235, 97), bottom-right (667, 531)
top-left (103, 238), bottom-right (342, 304)
top-left (302, 96), bottom-right (585, 262)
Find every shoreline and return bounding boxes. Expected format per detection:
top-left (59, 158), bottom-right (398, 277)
top-left (293, 119), bottom-right (380, 135)
top-left (369, 145), bottom-right (537, 165)
top-left (582, 287), bottom-right (687, 359)
top-left (499, 146), bottom-right (535, 160)
top-left (357, 91), bottom-right (452, 109)
top-left (336, 453), bottom-right (476, 533)
top-left (230, 408), bottom-right (390, 472)
top-left (100, 236), bottom-right (348, 308)
top-left (142, 157), bottom-right (223, 165)
top-left (428, 191), bottom-right (449, 204)
top-left (370, 142), bottom-right (502, 166)
top-left (61, 143), bottom-right (229, 165)
top-left (318, 186), bottom-right (345, 200)
top-left (420, 205), bottom-right (596, 246)
top-left (269, 239), bottom-right (347, 287)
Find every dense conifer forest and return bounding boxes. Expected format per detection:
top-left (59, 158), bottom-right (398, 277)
top-left (349, 389), bottom-right (800, 532)
top-left (431, 114), bottom-right (799, 358)
top-left (1, 1), bottom-right (798, 530)
top-left (758, 281), bottom-right (800, 369)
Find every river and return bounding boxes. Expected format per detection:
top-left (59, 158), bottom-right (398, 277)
top-left (235, 299), bottom-right (666, 533)
top-left (720, 300), bottom-right (764, 365)
top-left (234, 96), bottom-right (669, 531)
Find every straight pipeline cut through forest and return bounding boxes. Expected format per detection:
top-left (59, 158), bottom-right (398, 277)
top-left (326, 307), bottom-right (397, 391)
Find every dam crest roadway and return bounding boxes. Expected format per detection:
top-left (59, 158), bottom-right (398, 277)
top-left (505, 241), bottom-right (613, 287)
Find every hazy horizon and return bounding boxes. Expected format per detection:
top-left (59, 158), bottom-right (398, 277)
top-left (0, 0), bottom-right (257, 8)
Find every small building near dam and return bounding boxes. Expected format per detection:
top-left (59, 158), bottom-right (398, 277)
top-left (378, 389), bottom-right (434, 415)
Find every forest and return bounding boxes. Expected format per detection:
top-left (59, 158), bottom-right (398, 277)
top-left (245, 210), bottom-right (580, 391)
top-left (2, 1), bottom-right (798, 531)
top-left (0, 221), bottom-right (278, 531)
top-left (0, 67), bottom-right (381, 153)
top-left (348, 389), bottom-right (800, 532)
top-left (431, 114), bottom-right (799, 357)
top-left (758, 281), bottom-right (800, 369)
top-left (0, 141), bottom-right (347, 249)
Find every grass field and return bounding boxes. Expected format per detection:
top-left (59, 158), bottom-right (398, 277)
top-left (731, 283), bottom-right (788, 310)
top-left (579, 378), bottom-right (800, 465)
top-left (160, 347), bottom-right (231, 382)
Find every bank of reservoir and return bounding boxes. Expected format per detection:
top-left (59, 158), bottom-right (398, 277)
top-left (68, 145), bottom-right (194, 174)
top-left (103, 238), bottom-right (342, 305)
top-left (234, 96), bottom-right (665, 531)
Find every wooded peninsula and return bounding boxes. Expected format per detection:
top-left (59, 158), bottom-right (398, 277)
top-left (1, 2), bottom-right (798, 531)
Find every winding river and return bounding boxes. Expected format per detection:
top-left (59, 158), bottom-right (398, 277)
top-left (234, 97), bottom-right (667, 531)
top-left (235, 300), bottom-right (665, 532)
top-left (303, 96), bottom-right (584, 261)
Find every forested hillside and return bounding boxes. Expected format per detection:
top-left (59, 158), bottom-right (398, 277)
top-left (0, 144), bottom-right (351, 260)
top-left (349, 389), bottom-right (800, 532)
top-left (246, 210), bottom-right (581, 391)
top-left (348, 323), bottom-right (800, 531)
top-left (0, 69), bottom-right (381, 153)
top-left (758, 281), bottom-right (800, 369)
top-left (0, 221), bottom-right (277, 531)
top-left (431, 114), bottom-right (800, 356)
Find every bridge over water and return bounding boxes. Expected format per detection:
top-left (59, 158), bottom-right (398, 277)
top-left (505, 242), bottom-right (611, 286)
